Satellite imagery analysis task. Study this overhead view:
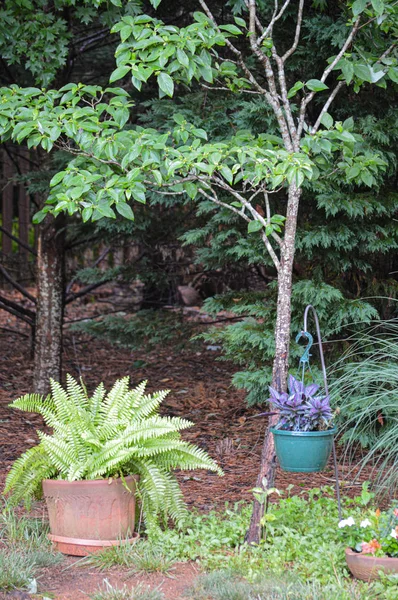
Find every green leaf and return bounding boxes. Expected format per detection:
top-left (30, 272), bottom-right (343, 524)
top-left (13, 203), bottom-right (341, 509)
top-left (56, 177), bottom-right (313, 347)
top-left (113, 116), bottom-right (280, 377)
top-left (176, 48), bottom-right (189, 68)
top-left (219, 24), bottom-right (242, 35)
top-left (220, 166), bottom-right (233, 184)
top-left (352, 0), bottom-right (367, 16)
top-left (343, 117), bottom-right (354, 131)
top-left (248, 220), bottom-right (263, 233)
top-left (192, 128), bottom-right (207, 140)
top-left (361, 170), bottom-right (374, 187)
top-left (353, 64), bottom-right (372, 83)
top-left (97, 203), bottom-right (116, 219)
top-left (150, 0), bottom-right (162, 7)
top-left (32, 210), bottom-right (48, 224)
top-left (287, 81), bottom-right (304, 99)
top-left (371, 0), bottom-right (384, 15)
top-left (388, 67), bottom-right (398, 84)
top-left (120, 26), bottom-right (132, 42)
top-left (110, 65), bottom-right (130, 83)
top-left (320, 113), bottom-right (333, 129)
top-left (184, 182), bottom-right (198, 199)
top-left (341, 60), bottom-right (354, 85)
top-left (50, 171), bottom-right (67, 187)
top-left (347, 165), bottom-right (360, 180)
top-left (82, 207), bottom-right (93, 222)
top-left (115, 202), bottom-right (135, 220)
top-left (234, 17), bottom-right (246, 28)
top-left (157, 72), bottom-right (174, 97)
top-left (369, 66), bottom-right (385, 83)
top-left (306, 79), bottom-right (329, 92)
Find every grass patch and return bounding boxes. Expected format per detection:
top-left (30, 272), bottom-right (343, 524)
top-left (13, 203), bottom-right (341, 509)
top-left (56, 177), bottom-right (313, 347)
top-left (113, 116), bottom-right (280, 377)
top-left (87, 540), bottom-right (175, 574)
top-left (184, 571), bottom-right (367, 600)
top-left (0, 550), bottom-right (36, 590)
top-left (90, 579), bottom-right (164, 600)
top-left (0, 502), bottom-right (63, 592)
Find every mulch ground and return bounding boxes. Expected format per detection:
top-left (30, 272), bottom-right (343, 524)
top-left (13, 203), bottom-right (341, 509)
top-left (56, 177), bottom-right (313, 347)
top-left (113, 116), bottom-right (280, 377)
top-left (0, 290), bottom-right (374, 599)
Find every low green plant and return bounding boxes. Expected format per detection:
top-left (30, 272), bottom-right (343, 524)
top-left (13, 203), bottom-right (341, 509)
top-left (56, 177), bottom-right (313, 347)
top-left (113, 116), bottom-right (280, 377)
top-left (90, 579), bottom-right (164, 600)
top-left (86, 539), bottom-right (175, 574)
top-left (136, 486), bottom-right (397, 599)
top-left (85, 539), bottom-right (139, 571)
top-left (127, 541), bottom-right (176, 574)
top-left (184, 570), bottom-right (364, 600)
top-left (0, 501), bottom-right (49, 547)
top-left (4, 376), bottom-right (222, 526)
top-left (0, 501), bottom-right (63, 582)
top-left (0, 550), bottom-right (35, 590)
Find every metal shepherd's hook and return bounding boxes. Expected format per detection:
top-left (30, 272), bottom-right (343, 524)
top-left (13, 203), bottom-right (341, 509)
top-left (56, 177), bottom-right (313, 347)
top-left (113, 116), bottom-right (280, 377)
top-left (297, 305), bottom-right (342, 520)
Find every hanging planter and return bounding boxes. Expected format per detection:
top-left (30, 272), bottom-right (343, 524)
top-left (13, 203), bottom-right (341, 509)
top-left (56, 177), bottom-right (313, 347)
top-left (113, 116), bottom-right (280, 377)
top-left (270, 426), bottom-right (337, 473)
top-left (268, 373), bottom-right (336, 473)
top-left (266, 306), bottom-right (339, 477)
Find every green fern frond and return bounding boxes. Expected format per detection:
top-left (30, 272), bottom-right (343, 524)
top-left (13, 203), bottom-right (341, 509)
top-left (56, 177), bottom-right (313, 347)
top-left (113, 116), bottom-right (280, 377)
top-left (10, 393), bottom-right (57, 426)
top-left (4, 376), bottom-right (222, 526)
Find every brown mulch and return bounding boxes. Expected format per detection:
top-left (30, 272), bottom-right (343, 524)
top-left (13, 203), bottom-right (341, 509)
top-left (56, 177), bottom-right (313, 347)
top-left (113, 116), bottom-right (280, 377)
top-left (0, 291), bottom-right (375, 599)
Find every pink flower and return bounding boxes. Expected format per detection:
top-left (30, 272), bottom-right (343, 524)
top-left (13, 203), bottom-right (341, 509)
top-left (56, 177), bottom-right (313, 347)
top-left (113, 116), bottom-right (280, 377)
top-left (394, 509), bottom-right (398, 517)
top-left (361, 539), bottom-right (381, 555)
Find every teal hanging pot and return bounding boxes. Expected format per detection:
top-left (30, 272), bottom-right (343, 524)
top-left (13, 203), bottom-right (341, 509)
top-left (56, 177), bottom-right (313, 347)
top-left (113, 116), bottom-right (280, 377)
top-left (270, 427), bottom-right (337, 473)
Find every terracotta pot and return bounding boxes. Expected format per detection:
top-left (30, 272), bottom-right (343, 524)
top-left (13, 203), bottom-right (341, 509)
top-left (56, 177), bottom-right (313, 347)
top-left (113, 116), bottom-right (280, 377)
top-left (43, 476), bottom-right (139, 556)
top-left (345, 547), bottom-right (398, 581)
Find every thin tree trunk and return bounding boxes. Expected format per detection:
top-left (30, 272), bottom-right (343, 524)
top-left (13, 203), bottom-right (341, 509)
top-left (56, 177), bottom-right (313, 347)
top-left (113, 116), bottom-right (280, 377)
top-left (18, 148), bottom-right (30, 283)
top-left (246, 183), bottom-right (301, 544)
top-left (2, 148), bottom-right (13, 257)
top-left (33, 215), bottom-right (65, 394)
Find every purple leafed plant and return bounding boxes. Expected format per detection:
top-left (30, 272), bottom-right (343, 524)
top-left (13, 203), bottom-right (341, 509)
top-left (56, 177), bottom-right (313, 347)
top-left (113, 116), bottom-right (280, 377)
top-left (268, 374), bottom-right (333, 431)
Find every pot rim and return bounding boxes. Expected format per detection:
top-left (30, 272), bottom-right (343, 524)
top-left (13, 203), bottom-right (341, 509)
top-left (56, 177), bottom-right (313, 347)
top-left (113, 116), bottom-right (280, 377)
top-left (270, 426), bottom-right (337, 437)
top-left (42, 474), bottom-right (139, 486)
top-left (345, 547), bottom-right (398, 562)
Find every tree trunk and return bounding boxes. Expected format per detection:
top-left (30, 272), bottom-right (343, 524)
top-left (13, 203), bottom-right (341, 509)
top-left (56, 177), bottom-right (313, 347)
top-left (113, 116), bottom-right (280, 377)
top-left (33, 216), bottom-right (65, 394)
top-left (2, 148), bottom-right (14, 257)
top-left (18, 148), bottom-right (30, 283)
top-left (246, 183), bottom-right (301, 544)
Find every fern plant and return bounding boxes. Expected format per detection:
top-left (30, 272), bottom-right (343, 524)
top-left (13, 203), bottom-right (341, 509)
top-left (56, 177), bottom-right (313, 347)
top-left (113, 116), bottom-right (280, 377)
top-left (4, 376), bottom-right (222, 527)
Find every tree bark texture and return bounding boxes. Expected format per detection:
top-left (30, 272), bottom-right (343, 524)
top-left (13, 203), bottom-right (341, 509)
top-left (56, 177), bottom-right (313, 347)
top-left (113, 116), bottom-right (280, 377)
top-left (33, 216), bottom-right (65, 394)
top-left (246, 183), bottom-right (302, 544)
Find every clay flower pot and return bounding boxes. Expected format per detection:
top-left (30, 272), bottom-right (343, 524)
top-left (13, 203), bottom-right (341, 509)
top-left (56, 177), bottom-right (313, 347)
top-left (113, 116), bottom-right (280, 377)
top-left (345, 548), bottom-right (398, 581)
top-left (43, 476), bottom-right (139, 556)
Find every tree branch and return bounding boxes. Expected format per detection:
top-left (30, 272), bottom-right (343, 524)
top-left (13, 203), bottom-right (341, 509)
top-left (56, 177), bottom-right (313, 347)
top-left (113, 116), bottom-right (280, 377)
top-left (208, 176), bottom-right (281, 270)
top-left (0, 297), bottom-right (34, 326)
top-left (0, 265), bottom-right (37, 304)
top-left (198, 0), bottom-right (268, 96)
top-left (297, 17), bottom-right (361, 138)
top-left (247, 0), bottom-right (294, 151)
top-left (282, 0), bottom-right (305, 62)
top-left (311, 81), bottom-right (346, 133)
top-left (0, 293), bottom-right (35, 319)
top-left (0, 226), bottom-right (37, 256)
top-left (264, 191), bottom-right (282, 245)
top-left (258, 0), bottom-right (292, 43)
top-left (65, 280), bottom-right (109, 304)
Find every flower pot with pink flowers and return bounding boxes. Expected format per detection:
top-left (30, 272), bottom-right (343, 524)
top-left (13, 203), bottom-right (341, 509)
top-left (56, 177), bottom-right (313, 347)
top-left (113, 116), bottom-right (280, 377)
top-left (338, 504), bottom-right (398, 581)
